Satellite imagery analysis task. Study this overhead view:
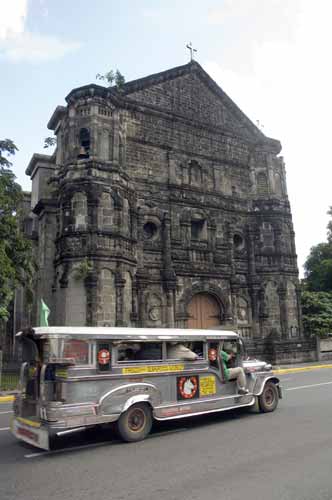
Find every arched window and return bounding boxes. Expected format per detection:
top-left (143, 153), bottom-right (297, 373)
top-left (274, 172), bottom-right (283, 196)
top-left (189, 160), bottom-right (202, 186)
top-left (72, 192), bottom-right (88, 230)
top-left (257, 172), bottom-right (268, 196)
top-left (78, 128), bottom-right (90, 158)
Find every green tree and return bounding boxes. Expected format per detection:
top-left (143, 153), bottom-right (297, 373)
top-left (96, 68), bottom-right (125, 88)
top-left (327, 206), bottom-right (332, 243)
top-left (0, 139), bottom-right (33, 321)
top-left (43, 137), bottom-right (56, 149)
top-left (301, 291), bottom-right (332, 337)
top-left (304, 242), bottom-right (332, 292)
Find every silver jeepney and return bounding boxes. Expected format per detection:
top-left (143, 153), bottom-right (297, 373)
top-left (12, 327), bottom-right (282, 450)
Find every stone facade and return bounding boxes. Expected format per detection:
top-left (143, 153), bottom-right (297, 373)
top-left (17, 61), bottom-right (302, 340)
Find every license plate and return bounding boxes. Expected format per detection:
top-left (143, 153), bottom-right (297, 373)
top-left (12, 418), bottom-right (49, 450)
top-left (16, 425), bottom-right (40, 443)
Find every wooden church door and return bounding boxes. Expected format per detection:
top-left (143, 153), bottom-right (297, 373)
top-left (187, 293), bottom-right (221, 329)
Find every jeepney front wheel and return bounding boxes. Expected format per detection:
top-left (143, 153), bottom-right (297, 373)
top-left (117, 403), bottom-right (152, 442)
top-left (258, 382), bottom-right (279, 413)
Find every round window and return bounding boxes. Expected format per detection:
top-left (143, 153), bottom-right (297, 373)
top-left (143, 222), bottom-right (157, 240)
top-left (233, 234), bottom-right (244, 250)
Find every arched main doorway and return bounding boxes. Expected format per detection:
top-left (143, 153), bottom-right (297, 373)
top-left (187, 293), bottom-right (222, 329)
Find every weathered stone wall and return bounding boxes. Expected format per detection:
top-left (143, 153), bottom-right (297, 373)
top-left (18, 61), bottom-right (301, 347)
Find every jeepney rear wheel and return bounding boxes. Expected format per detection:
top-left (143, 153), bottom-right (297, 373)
top-left (259, 382), bottom-right (279, 413)
top-left (117, 403), bottom-right (152, 442)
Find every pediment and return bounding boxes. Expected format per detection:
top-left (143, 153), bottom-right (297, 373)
top-left (122, 62), bottom-right (263, 141)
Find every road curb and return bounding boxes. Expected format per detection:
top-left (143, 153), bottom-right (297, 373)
top-left (274, 364), bottom-right (332, 375)
top-left (0, 395), bottom-right (14, 403)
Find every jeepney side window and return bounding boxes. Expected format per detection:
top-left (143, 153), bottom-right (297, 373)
top-left (115, 342), bottom-right (162, 362)
top-left (135, 342), bottom-right (162, 361)
top-left (62, 339), bottom-right (93, 366)
top-left (116, 343), bottom-right (140, 362)
top-left (166, 341), bottom-right (204, 360)
top-left (190, 341), bottom-right (204, 358)
top-left (208, 342), bottom-right (219, 370)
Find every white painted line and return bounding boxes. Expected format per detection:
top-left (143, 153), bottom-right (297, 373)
top-left (0, 427), bottom-right (10, 431)
top-left (0, 410), bottom-right (13, 415)
top-left (286, 381), bottom-right (332, 391)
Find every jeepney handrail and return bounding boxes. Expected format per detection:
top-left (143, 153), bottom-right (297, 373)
top-left (17, 326), bottom-right (239, 342)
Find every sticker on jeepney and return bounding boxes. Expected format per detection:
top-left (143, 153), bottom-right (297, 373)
top-left (55, 368), bottom-right (68, 379)
top-left (177, 376), bottom-right (199, 400)
top-left (122, 364), bottom-right (184, 375)
top-left (98, 349), bottom-right (110, 365)
top-left (199, 375), bottom-right (216, 396)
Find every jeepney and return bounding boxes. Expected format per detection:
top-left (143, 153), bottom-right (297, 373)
top-left (12, 327), bottom-right (282, 450)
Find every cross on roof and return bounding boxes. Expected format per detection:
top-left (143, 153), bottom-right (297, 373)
top-left (186, 42), bottom-right (197, 62)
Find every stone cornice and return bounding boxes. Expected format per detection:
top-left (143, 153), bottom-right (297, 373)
top-left (47, 105), bottom-right (67, 131)
top-left (25, 153), bottom-right (55, 177)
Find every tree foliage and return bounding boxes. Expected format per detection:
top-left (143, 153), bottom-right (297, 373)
top-left (301, 291), bottom-right (332, 337)
top-left (43, 137), bottom-right (56, 149)
top-left (304, 242), bottom-right (332, 292)
top-left (96, 68), bottom-right (126, 88)
top-left (327, 206), bottom-right (332, 244)
top-left (0, 139), bottom-right (33, 321)
top-left (302, 207), bottom-right (332, 336)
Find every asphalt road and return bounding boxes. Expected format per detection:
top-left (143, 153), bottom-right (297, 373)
top-left (1, 369), bottom-right (332, 500)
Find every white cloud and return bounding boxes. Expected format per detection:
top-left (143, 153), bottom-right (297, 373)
top-left (1, 31), bottom-right (81, 63)
top-left (0, 0), bottom-right (80, 63)
top-left (0, 0), bottom-right (27, 38)
top-left (204, 0), bottom-right (332, 275)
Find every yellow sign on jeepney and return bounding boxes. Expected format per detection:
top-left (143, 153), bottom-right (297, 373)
top-left (199, 375), bottom-right (216, 396)
top-left (122, 364), bottom-right (184, 375)
top-left (55, 368), bottom-right (68, 379)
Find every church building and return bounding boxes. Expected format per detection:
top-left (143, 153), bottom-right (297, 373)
top-left (18, 61), bottom-right (302, 340)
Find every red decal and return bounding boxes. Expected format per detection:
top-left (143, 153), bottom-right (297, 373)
top-left (98, 349), bottom-right (110, 365)
top-left (178, 376), bottom-right (198, 399)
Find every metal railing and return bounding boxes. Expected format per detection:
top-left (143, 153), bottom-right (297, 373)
top-left (0, 352), bottom-right (20, 391)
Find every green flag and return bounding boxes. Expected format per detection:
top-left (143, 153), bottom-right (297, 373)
top-left (39, 299), bottom-right (50, 326)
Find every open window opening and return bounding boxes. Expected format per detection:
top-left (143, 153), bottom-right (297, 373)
top-left (116, 342), bottom-right (163, 363)
top-left (78, 128), bottom-right (90, 158)
top-left (191, 219), bottom-right (205, 241)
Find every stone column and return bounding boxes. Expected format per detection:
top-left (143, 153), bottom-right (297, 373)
top-left (181, 222), bottom-right (191, 248)
top-left (207, 220), bottom-right (216, 262)
top-left (84, 272), bottom-right (98, 326)
top-left (295, 284), bottom-right (304, 337)
top-left (115, 271), bottom-right (126, 326)
top-left (258, 286), bottom-right (269, 338)
top-left (278, 283), bottom-right (289, 339)
top-left (162, 213), bottom-right (176, 327)
top-left (168, 152), bottom-right (177, 185)
top-left (230, 282), bottom-right (239, 332)
top-left (249, 284), bottom-right (260, 338)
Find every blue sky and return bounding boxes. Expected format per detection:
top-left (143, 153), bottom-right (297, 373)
top-left (1, 0), bottom-right (332, 276)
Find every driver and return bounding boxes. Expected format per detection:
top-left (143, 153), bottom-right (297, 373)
top-left (220, 342), bottom-right (249, 395)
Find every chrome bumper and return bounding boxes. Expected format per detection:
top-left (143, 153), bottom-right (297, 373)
top-left (11, 417), bottom-right (50, 450)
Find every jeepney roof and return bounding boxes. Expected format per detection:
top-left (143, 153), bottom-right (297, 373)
top-left (18, 327), bottom-right (239, 342)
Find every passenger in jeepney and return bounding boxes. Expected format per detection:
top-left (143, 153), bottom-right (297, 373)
top-left (114, 342), bottom-right (140, 361)
top-left (167, 342), bottom-right (198, 361)
top-left (136, 342), bottom-right (162, 360)
top-left (220, 342), bottom-right (249, 395)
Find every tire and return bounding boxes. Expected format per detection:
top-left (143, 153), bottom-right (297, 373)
top-left (117, 403), bottom-right (152, 442)
top-left (259, 382), bottom-right (279, 413)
